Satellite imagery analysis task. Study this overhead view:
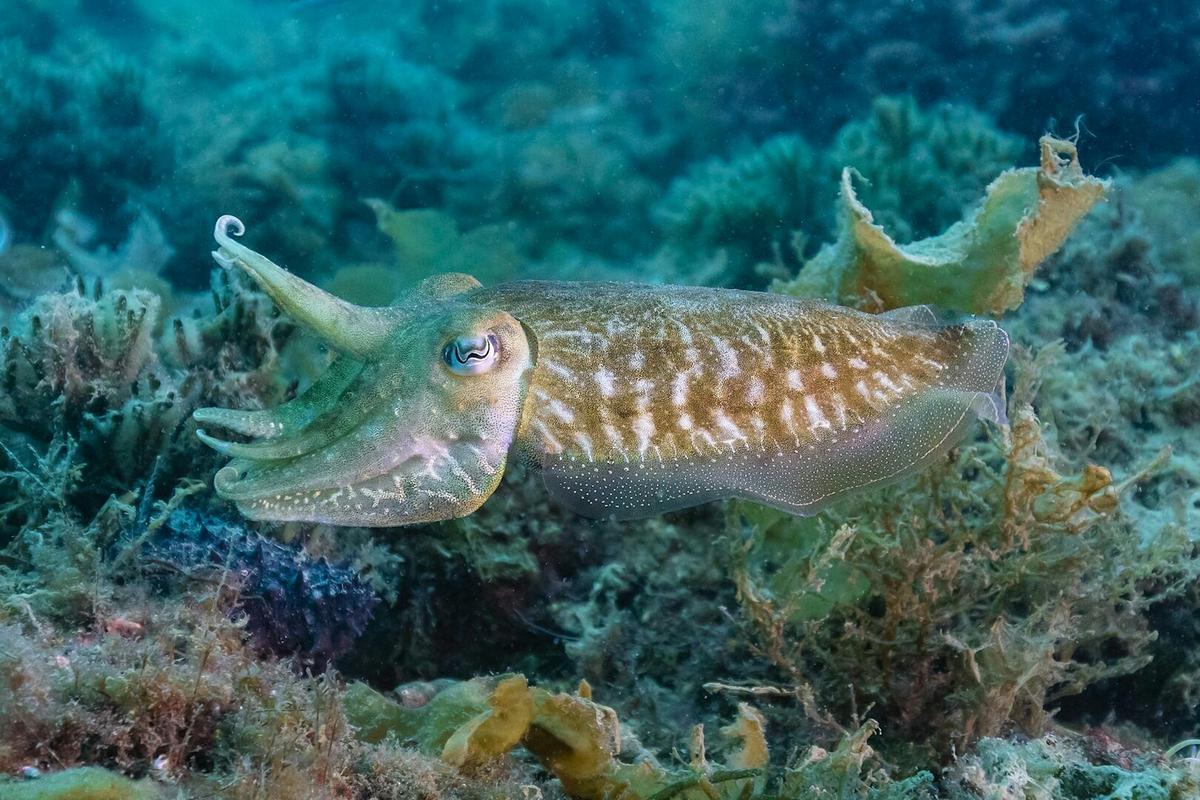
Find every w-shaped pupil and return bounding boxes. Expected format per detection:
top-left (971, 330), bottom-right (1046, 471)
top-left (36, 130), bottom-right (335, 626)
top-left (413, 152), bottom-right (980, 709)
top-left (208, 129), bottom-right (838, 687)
top-left (445, 334), bottom-right (498, 374)
top-left (456, 339), bottom-right (490, 362)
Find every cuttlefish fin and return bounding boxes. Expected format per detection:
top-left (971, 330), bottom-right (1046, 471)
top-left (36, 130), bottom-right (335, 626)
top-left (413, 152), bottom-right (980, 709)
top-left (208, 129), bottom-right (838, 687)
top-left (879, 304), bottom-right (939, 326)
top-left (542, 318), bottom-right (1009, 520)
top-left (212, 215), bottom-right (399, 359)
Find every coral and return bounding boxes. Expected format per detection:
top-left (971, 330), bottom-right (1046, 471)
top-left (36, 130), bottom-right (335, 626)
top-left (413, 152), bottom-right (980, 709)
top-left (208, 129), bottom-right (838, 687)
top-left (655, 135), bottom-right (822, 286)
top-left (146, 509), bottom-right (378, 669)
top-left (1127, 159), bottom-right (1200, 287)
top-left (779, 136), bottom-right (1108, 315)
top-left (0, 270), bottom-right (295, 527)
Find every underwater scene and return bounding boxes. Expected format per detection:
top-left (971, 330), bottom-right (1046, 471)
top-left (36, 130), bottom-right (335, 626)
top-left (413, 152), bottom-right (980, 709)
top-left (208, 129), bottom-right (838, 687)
top-left (3, 0), bottom-right (1200, 797)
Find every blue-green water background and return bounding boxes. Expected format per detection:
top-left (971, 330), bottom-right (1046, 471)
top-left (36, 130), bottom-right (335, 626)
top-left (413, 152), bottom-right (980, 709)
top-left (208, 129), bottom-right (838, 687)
top-left (3, 0), bottom-right (1200, 795)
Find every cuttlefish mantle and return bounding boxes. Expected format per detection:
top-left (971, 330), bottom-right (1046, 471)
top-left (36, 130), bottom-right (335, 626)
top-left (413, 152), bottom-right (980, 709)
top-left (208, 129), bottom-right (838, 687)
top-left (195, 215), bottom-right (1009, 526)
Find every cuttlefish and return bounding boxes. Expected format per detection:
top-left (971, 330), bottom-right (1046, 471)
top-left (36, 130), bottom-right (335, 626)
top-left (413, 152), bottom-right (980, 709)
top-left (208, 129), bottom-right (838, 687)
top-left (195, 215), bottom-right (1008, 526)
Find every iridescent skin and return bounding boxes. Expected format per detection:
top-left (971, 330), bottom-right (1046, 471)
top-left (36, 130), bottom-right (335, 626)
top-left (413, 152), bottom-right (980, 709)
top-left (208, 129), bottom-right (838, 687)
top-left (196, 216), bottom-right (1009, 526)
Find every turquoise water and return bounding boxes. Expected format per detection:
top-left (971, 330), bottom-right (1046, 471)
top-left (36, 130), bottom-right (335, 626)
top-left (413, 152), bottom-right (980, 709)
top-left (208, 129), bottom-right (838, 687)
top-left (1, 2), bottom-right (1199, 798)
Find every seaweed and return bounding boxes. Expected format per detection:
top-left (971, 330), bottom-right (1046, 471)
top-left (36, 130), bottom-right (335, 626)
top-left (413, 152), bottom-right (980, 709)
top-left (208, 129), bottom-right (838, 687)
top-left (655, 97), bottom-right (1042, 292)
top-left (779, 136), bottom-right (1108, 315)
top-left (0, 766), bottom-right (162, 800)
top-left (942, 734), bottom-right (1200, 800)
top-left (826, 96), bottom-right (1026, 244)
top-left (1127, 159), bottom-right (1200, 288)
top-left (0, 40), bottom-right (171, 243)
top-left (366, 199), bottom-right (522, 290)
top-left (727, 347), bottom-right (1196, 762)
top-left (345, 674), bottom-right (770, 800)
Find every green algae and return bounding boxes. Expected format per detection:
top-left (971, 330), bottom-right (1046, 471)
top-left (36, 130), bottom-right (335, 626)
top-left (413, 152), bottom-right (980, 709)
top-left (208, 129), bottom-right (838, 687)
top-left (655, 96), bottom-right (1032, 290)
top-left (345, 674), bottom-right (533, 765)
top-left (366, 199), bottom-right (523, 291)
top-left (944, 736), bottom-right (1200, 800)
top-left (0, 767), bottom-right (160, 800)
top-left (826, 96), bottom-right (1027, 244)
top-left (345, 675), bottom-right (770, 800)
top-left (729, 347), bottom-right (1196, 763)
top-left (779, 136), bottom-right (1109, 315)
top-left (655, 134), bottom-right (822, 285)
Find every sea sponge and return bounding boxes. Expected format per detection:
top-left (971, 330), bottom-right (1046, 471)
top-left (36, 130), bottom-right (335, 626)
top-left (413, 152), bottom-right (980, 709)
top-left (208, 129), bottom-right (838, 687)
top-left (147, 509), bottom-right (378, 670)
top-left (780, 136), bottom-right (1108, 315)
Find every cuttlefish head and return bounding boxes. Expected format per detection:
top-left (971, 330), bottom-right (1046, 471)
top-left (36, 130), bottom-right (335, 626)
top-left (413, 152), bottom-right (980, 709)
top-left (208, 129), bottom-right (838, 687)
top-left (193, 216), bottom-right (533, 526)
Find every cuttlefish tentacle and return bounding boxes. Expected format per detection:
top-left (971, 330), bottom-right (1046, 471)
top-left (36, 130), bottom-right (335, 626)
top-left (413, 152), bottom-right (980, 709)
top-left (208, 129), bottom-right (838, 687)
top-left (196, 216), bottom-right (1009, 526)
top-left (200, 359), bottom-right (402, 462)
top-left (191, 407), bottom-right (288, 440)
top-left (210, 306), bottom-right (532, 526)
top-left (213, 215), bottom-right (399, 359)
top-left (194, 355), bottom-right (364, 442)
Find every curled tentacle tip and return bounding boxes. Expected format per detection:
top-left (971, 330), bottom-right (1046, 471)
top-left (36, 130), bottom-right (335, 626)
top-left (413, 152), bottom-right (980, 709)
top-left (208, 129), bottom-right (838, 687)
top-left (213, 465), bottom-right (242, 495)
top-left (214, 214), bottom-right (245, 239)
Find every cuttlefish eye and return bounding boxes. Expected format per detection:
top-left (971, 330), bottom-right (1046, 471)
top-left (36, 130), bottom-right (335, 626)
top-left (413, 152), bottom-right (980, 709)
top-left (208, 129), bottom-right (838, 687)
top-left (442, 333), bottom-right (500, 375)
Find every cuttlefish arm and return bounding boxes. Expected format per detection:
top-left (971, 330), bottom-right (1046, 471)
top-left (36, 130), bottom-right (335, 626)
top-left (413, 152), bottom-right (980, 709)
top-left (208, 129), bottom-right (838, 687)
top-left (195, 216), bottom-right (532, 526)
top-left (195, 216), bottom-right (1008, 526)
